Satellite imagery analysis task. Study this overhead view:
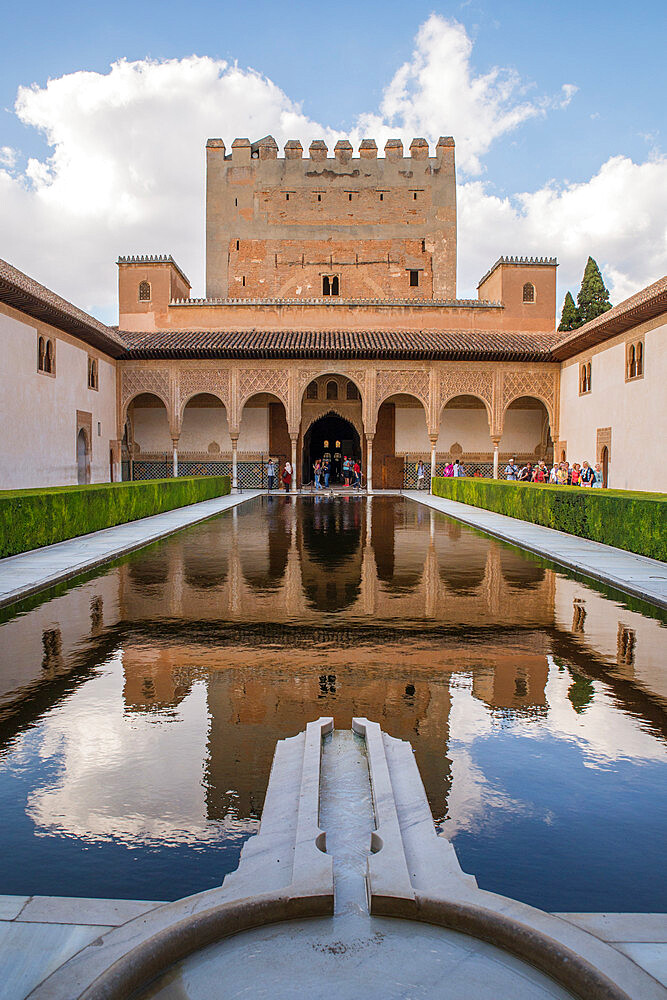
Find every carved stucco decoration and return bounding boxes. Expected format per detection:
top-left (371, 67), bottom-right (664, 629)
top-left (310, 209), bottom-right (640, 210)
top-left (439, 371), bottom-right (494, 422)
top-left (501, 371), bottom-right (558, 430)
top-left (121, 368), bottom-right (172, 421)
top-left (301, 405), bottom-right (364, 440)
top-left (238, 368), bottom-right (289, 409)
top-left (375, 369), bottom-right (430, 418)
top-left (178, 369), bottom-right (231, 417)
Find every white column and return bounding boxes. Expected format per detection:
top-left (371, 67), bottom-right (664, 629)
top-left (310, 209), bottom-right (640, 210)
top-left (429, 436), bottom-right (438, 493)
top-left (290, 435), bottom-right (298, 494)
top-left (231, 435), bottom-right (238, 490)
top-left (366, 434), bottom-right (374, 493)
top-left (493, 438), bottom-right (500, 480)
top-left (172, 438), bottom-right (179, 478)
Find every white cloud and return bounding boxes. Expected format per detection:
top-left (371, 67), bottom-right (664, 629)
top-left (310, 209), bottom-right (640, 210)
top-left (354, 14), bottom-right (552, 175)
top-left (0, 16), bottom-right (663, 319)
top-left (458, 154), bottom-right (667, 301)
top-left (0, 146), bottom-right (17, 168)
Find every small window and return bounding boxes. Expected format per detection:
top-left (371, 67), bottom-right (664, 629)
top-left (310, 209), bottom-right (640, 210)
top-left (236, 240), bottom-right (239, 250)
top-left (421, 239), bottom-right (426, 252)
top-left (379, 193), bottom-right (384, 201)
top-left (413, 192), bottom-right (418, 200)
top-left (409, 270), bottom-right (419, 288)
top-left (579, 361), bottom-right (592, 394)
top-left (242, 276), bottom-right (246, 287)
top-left (285, 193), bottom-right (289, 201)
top-left (523, 282), bottom-right (535, 303)
top-left (44, 339), bottom-right (55, 374)
top-left (87, 357), bottom-right (99, 390)
top-left (322, 275), bottom-right (339, 296)
top-left (317, 193), bottom-right (322, 202)
top-left (138, 280), bottom-right (151, 302)
top-left (348, 193), bottom-right (352, 201)
top-left (627, 340), bottom-right (644, 380)
top-left (306, 381), bottom-right (318, 400)
top-left (326, 380), bottom-right (338, 400)
top-left (38, 335), bottom-right (45, 372)
top-left (235, 197), bottom-right (238, 206)
top-left (346, 381), bottom-right (359, 400)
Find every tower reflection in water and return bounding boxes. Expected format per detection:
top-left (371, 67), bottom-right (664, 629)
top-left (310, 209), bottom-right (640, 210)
top-left (0, 497), bottom-right (665, 909)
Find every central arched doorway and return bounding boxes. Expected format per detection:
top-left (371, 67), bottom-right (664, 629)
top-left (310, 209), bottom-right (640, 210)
top-left (302, 413), bottom-right (360, 484)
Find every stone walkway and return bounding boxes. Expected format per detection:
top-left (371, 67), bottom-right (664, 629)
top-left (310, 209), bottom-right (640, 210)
top-left (405, 491), bottom-right (667, 609)
top-left (0, 490), bottom-right (262, 610)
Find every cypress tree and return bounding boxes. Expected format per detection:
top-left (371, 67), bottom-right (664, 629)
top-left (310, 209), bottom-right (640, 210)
top-left (558, 290), bottom-right (580, 332)
top-left (576, 256), bottom-right (612, 325)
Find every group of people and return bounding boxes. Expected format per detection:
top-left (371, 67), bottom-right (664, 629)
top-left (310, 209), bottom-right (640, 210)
top-left (266, 458), bottom-right (292, 492)
top-left (504, 458), bottom-right (604, 486)
top-left (313, 455), bottom-right (362, 489)
top-left (265, 455), bottom-right (364, 492)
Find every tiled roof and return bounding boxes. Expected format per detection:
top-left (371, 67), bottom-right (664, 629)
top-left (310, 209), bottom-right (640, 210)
top-left (550, 275), bottom-right (667, 360)
top-left (121, 328), bottom-right (561, 361)
top-left (0, 258), bottom-right (126, 358)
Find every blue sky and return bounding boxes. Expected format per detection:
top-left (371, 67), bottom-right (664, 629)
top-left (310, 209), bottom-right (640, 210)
top-left (0, 0), bottom-right (665, 320)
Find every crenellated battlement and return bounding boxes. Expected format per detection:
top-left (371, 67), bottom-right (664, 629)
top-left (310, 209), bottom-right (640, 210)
top-left (205, 135), bottom-right (455, 163)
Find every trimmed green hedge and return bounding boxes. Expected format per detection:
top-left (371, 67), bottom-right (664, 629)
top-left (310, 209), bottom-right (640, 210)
top-left (0, 477), bottom-right (231, 558)
top-left (430, 478), bottom-right (667, 561)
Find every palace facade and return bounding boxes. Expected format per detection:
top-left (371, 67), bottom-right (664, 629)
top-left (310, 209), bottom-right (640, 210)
top-left (1, 135), bottom-right (665, 492)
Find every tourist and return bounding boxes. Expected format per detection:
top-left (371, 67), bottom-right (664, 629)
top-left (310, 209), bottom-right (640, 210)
top-left (267, 457), bottom-right (276, 491)
top-left (343, 456), bottom-right (350, 486)
top-left (416, 459), bottom-right (425, 490)
top-left (282, 461), bottom-right (292, 492)
top-left (518, 462), bottom-right (532, 482)
top-left (549, 464), bottom-right (558, 484)
top-left (580, 461), bottom-right (594, 486)
top-left (532, 461), bottom-right (547, 483)
top-left (353, 459), bottom-right (361, 489)
top-left (592, 463), bottom-right (603, 487)
top-left (505, 458), bottom-right (518, 480)
top-left (571, 463), bottom-right (582, 486)
top-left (557, 462), bottom-right (569, 486)
top-left (444, 462), bottom-right (454, 477)
top-left (473, 468), bottom-right (482, 477)
top-left (322, 458), bottom-right (330, 489)
top-left (314, 458), bottom-right (322, 490)
top-left (453, 459), bottom-right (465, 477)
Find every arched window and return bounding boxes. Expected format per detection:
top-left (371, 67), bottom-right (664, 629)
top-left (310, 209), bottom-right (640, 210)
top-left (636, 341), bottom-right (643, 376)
top-left (326, 380), bottom-right (338, 400)
top-left (346, 381), bottom-right (359, 400)
top-left (628, 343), bottom-right (636, 379)
top-left (579, 361), bottom-right (591, 394)
top-left (522, 282), bottom-right (535, 303)
top-left (306, 381), bottom-right (318, 400)
top-left (322, 275), bottom-right (340, 296)
top-left (138, 280), bottom-right (151, 302)
top-left (44, 339), bottom-right (54, 374)
top-left (38, 336), bottom-right (45, 372)
top-left (88, 357), bottom-right (98, 390)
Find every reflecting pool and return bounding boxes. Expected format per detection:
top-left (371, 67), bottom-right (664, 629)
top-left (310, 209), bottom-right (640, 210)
top-left (0, 496), bottom-right (665, 911)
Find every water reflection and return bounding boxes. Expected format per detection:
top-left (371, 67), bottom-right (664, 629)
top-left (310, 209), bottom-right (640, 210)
top-left (0, 497), bottom-right (665, 908)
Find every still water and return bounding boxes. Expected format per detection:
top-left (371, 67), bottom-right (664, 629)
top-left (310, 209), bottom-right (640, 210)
top-left (0, 496), bottom-right (665, 911)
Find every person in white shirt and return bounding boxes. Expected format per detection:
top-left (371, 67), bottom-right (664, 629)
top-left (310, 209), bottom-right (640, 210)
top-left (505, 458), bottom-right (518, 480)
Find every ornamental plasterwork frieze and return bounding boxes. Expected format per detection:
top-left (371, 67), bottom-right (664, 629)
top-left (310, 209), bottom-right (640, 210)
top-left (238, 368), bottom-right (290, 408)
top-left (501, 371), bottom-right (557, 428)
top-left (374, 369), bottom-right (430, 416)
top-left (121, 368), bottom-right (172, 419)
top-left (177, 368), bottom-right (231, 416)
top-left (439, 371), bottom-right (494, 416)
